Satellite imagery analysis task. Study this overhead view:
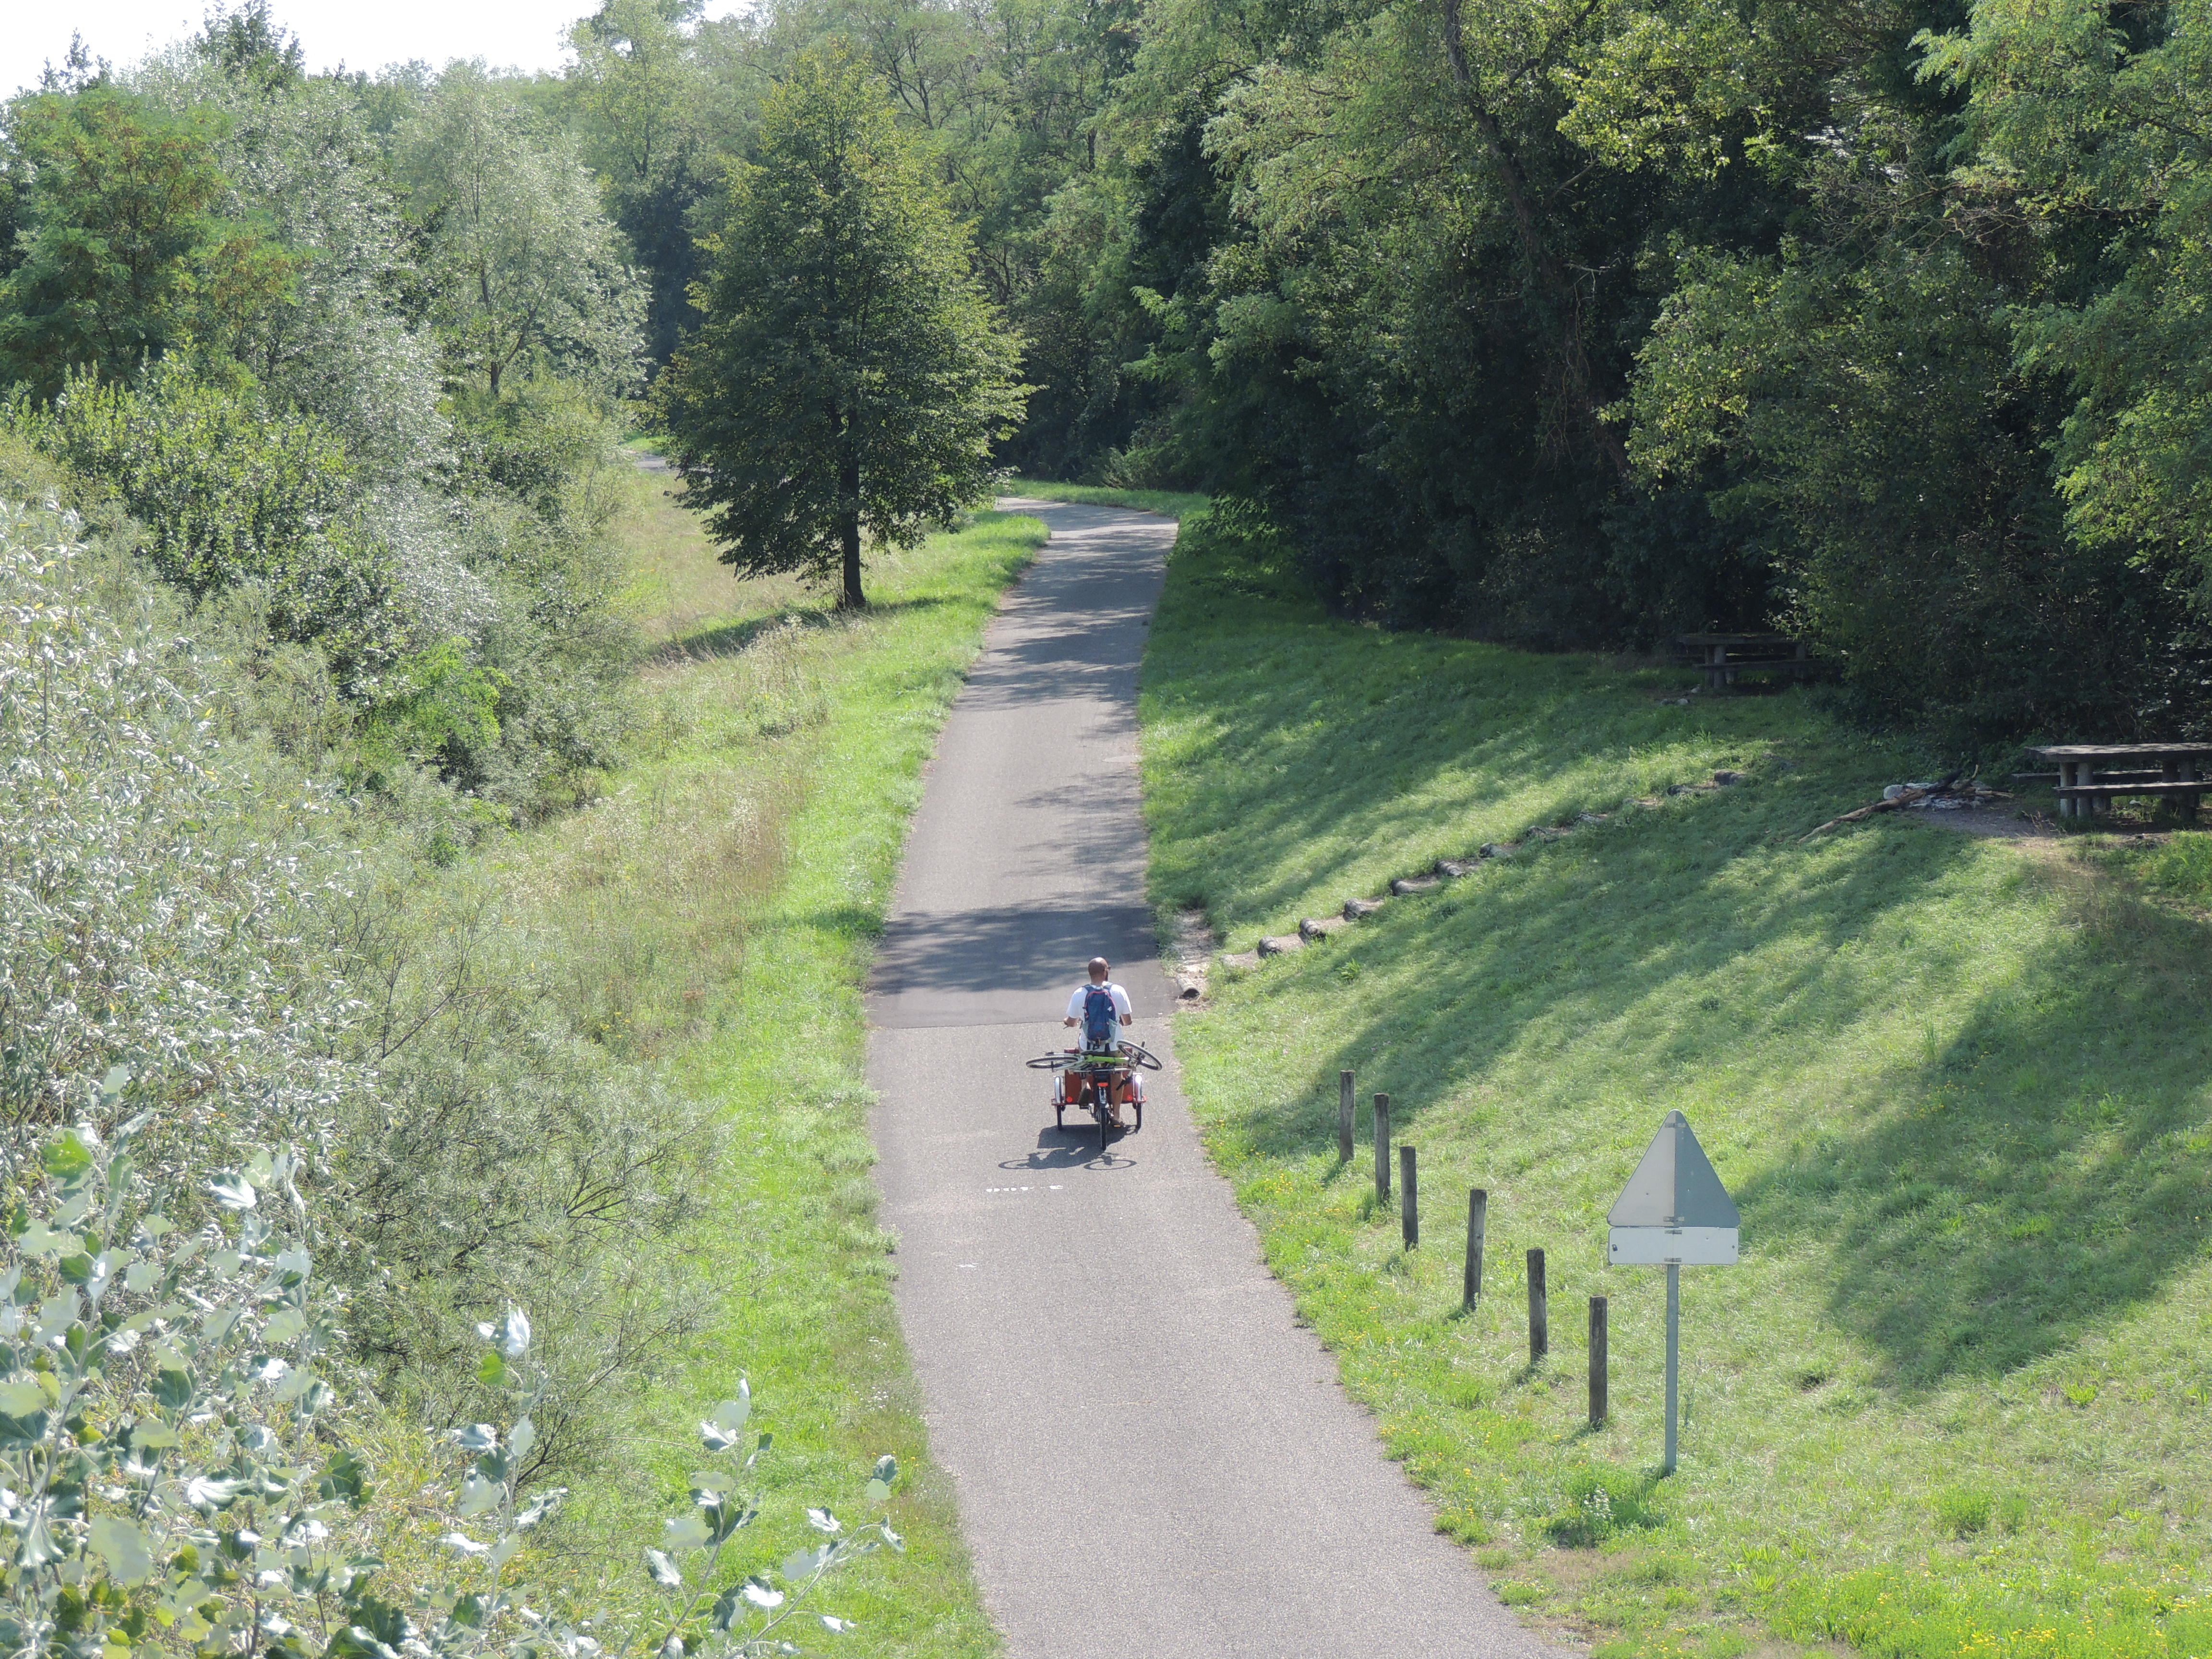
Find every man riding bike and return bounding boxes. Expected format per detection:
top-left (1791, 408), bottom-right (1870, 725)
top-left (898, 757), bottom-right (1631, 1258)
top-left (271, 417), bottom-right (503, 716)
top-left (1063, 956), bottom-right (1136, 1126)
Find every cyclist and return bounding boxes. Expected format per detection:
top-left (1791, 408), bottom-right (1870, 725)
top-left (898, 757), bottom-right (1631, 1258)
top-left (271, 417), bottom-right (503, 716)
top-left (1063, 957), bottom-right (1136, 1126)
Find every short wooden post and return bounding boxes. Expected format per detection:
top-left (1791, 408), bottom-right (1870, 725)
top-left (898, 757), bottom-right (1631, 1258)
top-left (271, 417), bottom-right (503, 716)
top-left (1462, 1188), bottom-right (1487, 1309)
top-left (1337, 1070), bottom-right (1355, 1163)
top-left (1527, 1247), bottom-right (1548, 1362)
top-left (1400, 1145), bottom-right (1418, 1248)
top-left (1373, 1094), bottom-right (1392, 1204)
top-left (1588, 1296), bottom-right (1608, 1429)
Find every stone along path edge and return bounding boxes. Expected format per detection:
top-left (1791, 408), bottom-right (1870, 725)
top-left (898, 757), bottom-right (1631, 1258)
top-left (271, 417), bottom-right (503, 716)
top-left (865, 499), bottom-right (1559, 1659)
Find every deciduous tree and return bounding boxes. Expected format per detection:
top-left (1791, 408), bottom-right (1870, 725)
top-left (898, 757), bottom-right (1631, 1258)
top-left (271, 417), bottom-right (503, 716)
top-left (0, 86), bottom-right (296, 397)
top-left (398, 65), bottom-right (646, 398)
top-left (658, 44), bottom-right (1026, 608)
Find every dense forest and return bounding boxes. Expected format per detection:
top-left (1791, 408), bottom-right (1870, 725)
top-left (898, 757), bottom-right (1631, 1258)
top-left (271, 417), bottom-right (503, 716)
top-left (562, 0), bottom-right (2212, 742)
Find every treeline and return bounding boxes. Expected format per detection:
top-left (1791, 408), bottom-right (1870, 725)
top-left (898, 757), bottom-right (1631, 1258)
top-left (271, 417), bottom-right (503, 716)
top-left (563, 0), bottom-right (2212, 740)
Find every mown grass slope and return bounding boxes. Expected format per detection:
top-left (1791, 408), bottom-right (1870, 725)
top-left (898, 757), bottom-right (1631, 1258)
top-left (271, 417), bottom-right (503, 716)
top-left (493, 484), bottom-right (1037, 1651)
top-left (1140, 525), bottom-right (2212, 1659)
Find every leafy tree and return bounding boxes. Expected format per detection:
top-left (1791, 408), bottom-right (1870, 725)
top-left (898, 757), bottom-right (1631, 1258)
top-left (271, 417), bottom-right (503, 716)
top-left (0, 86), bottom-right (297, 397)
top-left (658, 44), bottom-right (1026, 608)
top-left (1922, 0), bottom-right (2212, 584)
top-left (565, 0), bottom-right (732, 363)
top-left (398, 64), bottom-right (646, 397)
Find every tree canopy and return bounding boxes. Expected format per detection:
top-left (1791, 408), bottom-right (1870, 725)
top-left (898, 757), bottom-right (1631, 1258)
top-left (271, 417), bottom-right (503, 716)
top-left (0, 87), bottom-right (296, 397)
top-left (656, 45), bottom-right (1025, 608)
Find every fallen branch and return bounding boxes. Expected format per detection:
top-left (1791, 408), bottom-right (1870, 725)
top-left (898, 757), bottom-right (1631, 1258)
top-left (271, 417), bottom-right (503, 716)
top-left (1799, 772), bottom-right (1966, 842)
top-left (1799, 788), bottom-right (1930, 841)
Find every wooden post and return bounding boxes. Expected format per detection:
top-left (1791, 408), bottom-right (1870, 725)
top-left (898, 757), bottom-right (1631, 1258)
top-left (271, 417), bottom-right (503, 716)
top-left (1374, 1094), bottom-right (1391, 1204)
top-left (1400, 1145), bottom-right (1418, 1248)
top-left (1337, 1070), bottom-right (1355, 1163)
top-left (1462, 1189), bottom-right (1487, 1309)
top-left (1527, 1247), bottom-right (1548, 1362)
top-left (1588, 1296), bottom-right (1608, 1429)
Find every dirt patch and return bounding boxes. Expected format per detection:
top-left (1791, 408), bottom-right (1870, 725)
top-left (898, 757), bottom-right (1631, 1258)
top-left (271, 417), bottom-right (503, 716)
top-left (1911, 805), bottom-right (2061, 841)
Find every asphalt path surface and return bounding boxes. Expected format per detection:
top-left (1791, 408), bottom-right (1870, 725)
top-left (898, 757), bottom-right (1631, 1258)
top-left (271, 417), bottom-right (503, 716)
top-left (867, 499), bottom-right (1556, 1659)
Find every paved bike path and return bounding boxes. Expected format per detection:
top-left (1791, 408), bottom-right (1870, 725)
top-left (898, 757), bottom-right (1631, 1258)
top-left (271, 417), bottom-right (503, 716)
top-left (867, 500), bottom-right (1554, 1659)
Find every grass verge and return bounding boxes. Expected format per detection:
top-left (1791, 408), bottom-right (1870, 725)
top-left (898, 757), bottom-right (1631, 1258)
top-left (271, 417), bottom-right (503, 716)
top-left (1000, 477), bottom-right (1209, 519)
top-left (493, 481), bottom-right (1040, 1650)
top-left (1140, 528), bottom-right (2212, 1659)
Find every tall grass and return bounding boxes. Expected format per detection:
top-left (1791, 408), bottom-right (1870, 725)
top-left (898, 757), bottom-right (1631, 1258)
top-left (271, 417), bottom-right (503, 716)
top-left (1140, 521), bottom-right (2212, 1659)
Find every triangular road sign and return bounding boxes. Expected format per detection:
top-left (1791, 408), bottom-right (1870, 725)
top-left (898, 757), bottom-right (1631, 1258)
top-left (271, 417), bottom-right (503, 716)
top-left (1609, 1110), bottom-right (1740, 1228)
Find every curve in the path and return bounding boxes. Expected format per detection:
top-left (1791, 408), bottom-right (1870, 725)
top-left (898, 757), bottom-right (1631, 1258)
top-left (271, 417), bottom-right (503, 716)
top-left (867, 499), bottom-right (1556, 1659)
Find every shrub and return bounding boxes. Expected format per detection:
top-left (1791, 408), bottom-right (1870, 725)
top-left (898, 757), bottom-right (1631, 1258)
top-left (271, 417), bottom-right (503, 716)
top-left (24, 361), bottom-right (405, 676)
top-left (0, 505), bottom-right (894, 1657)
top-left (0, 504), bottom-right (700, 1506)
top-left (0, 1110), bottom-right (898, 1659)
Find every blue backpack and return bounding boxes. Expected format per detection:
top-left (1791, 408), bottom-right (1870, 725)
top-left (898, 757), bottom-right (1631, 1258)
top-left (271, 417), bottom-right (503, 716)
top-left (1082, 985), bottom-right (1117, 1047)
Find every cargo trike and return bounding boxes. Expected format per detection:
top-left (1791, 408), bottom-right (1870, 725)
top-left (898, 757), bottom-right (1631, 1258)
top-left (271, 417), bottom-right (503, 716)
top-left (1025, 1042), bottom-right (1162, 1150)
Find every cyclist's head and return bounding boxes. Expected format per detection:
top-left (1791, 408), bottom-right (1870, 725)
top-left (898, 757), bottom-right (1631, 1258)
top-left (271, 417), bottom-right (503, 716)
top-left (1087, 956), bottom-right (1110, 982)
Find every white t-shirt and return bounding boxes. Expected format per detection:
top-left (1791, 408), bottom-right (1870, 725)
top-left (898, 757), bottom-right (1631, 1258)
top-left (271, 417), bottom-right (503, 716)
top-left (1067, 981), bottom-right (1134, 1048)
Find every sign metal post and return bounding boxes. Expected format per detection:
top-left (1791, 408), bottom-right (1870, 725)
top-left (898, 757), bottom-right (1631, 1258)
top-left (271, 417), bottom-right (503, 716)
top-left (1607, 1110), bottom-right (1739, 1475)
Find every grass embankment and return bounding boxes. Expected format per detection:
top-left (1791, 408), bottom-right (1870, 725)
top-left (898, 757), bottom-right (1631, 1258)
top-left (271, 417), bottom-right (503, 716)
top-left (1140, 530), bottom-right (2212, 1659)
top-left (501, 480), bottom-right (1039, 1651)
top-left (1000, 477), bottom-right (1208, 519)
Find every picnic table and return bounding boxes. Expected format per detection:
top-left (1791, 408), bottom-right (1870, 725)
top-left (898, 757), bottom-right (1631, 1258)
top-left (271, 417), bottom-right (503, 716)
top-left (1671, 633), bottom-right (1818, 691)
top-left (2025, 743), bottom-right (2212, 820)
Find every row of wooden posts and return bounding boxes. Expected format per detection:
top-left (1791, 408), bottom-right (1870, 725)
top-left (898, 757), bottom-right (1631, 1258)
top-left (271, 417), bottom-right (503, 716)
top-left (1341, 1071), bottom-right (1608, 1430)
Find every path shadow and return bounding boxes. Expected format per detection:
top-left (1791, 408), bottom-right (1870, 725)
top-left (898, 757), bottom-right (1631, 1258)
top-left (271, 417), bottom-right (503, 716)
top-left (1000, 1128), bottom-right (1140, 1172)
top-left (871, 901), bottom-right (1158, 1001)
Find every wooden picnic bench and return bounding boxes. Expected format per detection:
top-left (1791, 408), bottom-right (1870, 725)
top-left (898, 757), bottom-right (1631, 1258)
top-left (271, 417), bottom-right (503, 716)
top-left (1671, 633), bottom-right (1819, 691)
top-left (2024, 743), bottom-right (2212, 820)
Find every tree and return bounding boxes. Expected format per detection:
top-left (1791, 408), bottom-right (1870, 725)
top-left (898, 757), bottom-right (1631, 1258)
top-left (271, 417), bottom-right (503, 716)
top-left (0, 86), bottom-right (297, 397)
top-left (397, 64), bottom-right (646, 398)
top-left (565, 0), bottom-right (729, 363)
top-left (658, 44), bottom-right (1027, 609)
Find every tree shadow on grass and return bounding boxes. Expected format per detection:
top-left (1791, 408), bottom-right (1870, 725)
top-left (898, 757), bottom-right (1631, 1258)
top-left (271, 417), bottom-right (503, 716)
top-left (1737, 859), bottom-right (2212, 1389)
top-left (1139, 543), bottom-right (1824, 934)
top-left (1217, 798), bottom-right (2212, 1391)
top-left (661, 594), bottom-right (956, 663)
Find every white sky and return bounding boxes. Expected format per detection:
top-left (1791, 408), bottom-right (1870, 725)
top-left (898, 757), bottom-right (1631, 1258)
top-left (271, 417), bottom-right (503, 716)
top-left (2, 0), bottom-right (737, 99)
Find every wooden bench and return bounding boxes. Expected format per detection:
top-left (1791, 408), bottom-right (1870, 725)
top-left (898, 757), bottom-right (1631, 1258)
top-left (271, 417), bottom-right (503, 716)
top-left (2026, 743), bottom-right (2212, 820)
top-left (1671, 633), bottom-right (1821, 691)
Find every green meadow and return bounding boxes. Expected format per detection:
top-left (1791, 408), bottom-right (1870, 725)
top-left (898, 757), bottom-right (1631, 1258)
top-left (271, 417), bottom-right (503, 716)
top-left (1136, 516), bottom-right (2212, 1659)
